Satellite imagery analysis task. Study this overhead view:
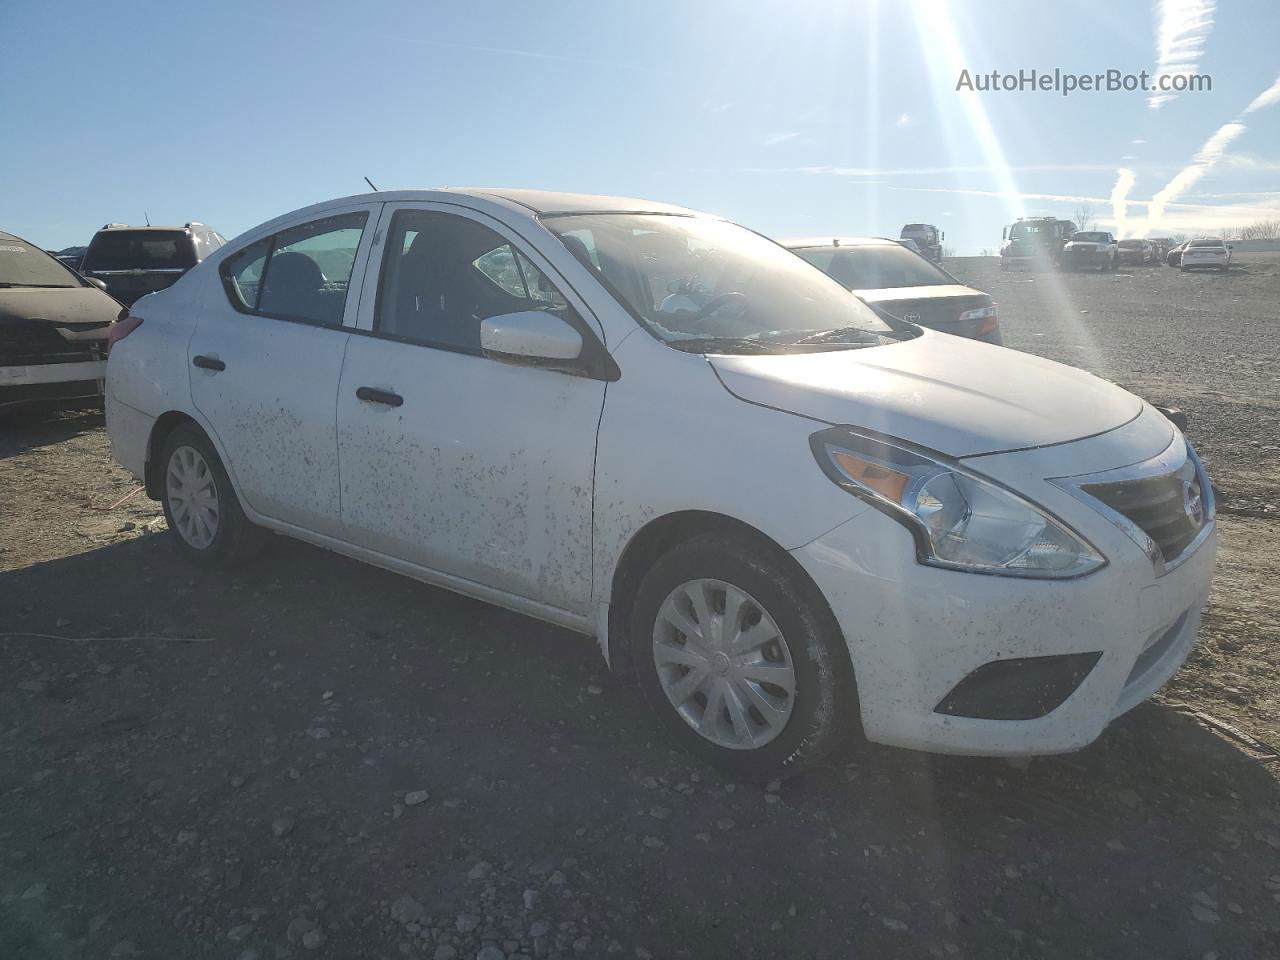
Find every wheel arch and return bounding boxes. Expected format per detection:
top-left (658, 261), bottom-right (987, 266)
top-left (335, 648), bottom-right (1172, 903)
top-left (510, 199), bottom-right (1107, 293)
top-left (604, 509), bottom-right (849, 681)
top-left (144, 411), bottom-right (202, 499)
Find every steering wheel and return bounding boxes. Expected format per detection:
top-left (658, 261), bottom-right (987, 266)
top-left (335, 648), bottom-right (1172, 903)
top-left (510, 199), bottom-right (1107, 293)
top-left (686, 291), bottom-right (748, 329)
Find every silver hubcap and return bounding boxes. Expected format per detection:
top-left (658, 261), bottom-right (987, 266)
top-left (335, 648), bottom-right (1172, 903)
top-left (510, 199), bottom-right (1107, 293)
top-left (166, 445), bottom-right (220, 549)
top-left (652, 578), bottom-right (796, 750)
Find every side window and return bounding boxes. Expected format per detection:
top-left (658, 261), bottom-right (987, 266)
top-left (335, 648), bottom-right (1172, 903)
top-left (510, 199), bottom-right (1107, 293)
top-left (375, 210), bottom-right (577, 353)
top-left (223, 239), bottom-right (270, 308)
top-left (472, 245), bottom-right (568, 309)
top-left (219, 212), bottom-right (367, 325)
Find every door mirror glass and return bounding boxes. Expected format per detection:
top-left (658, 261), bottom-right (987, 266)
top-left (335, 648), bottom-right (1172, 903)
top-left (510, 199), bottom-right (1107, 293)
top-left (480, 310), bottom-right (583, 362)
top-left (86, 276), bottom-right (109, 292)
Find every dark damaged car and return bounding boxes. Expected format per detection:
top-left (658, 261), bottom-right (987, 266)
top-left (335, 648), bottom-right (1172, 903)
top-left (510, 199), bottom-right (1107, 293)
top-left (785, 236), bottom-right (1001, 344)
top-left (1, 231), bottom-right (123, 410)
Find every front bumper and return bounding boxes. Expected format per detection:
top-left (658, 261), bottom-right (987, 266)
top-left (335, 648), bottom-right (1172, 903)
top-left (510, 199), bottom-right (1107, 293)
top-left (1065, 250), bottom-right (1110, 267)
top-left (0, 360), bottom-right (106, 408)
top-left (791, 410), bottom-right (1216, 756)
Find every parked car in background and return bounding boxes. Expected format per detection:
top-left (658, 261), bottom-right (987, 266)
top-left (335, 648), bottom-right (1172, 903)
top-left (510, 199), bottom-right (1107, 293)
top-left (1117, 239), bottom-right (1153, 266)
top-left (786, 236), bottom-right (1001, 343)
top-left (1147, 237), bottom-right (1172, 261)
top-left (999, 217), bottom-right (1075, 269)
top-left (1062, 231), bottom-right (1118, 271)
top-left (106, 188), bottom-right (1215, 778)
top-left (1180, 238), bottom-right (1232, 272)
top-left (1, 230), bottom-right (122, 410)
top-left (53, 245), bottom-right (87, 273)
top-left (81, 222), bottom-right (225, 306)
top-left (1166, 242), bottom-right (1186, 267)
top-left (899, 223), bottom-right (943, 261)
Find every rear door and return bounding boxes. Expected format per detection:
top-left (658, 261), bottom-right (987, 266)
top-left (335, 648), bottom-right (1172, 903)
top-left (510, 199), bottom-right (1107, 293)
top-left (335, 201), bottom-right (608, 614)
top-left (188, 203), bottom-right (379, 537)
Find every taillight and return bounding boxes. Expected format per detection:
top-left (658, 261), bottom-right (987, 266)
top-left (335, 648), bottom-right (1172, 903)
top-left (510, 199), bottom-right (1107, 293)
top-left (108, 313), bottom-right (144, 350)
top-left (958, 303), bottom-right (999, 336)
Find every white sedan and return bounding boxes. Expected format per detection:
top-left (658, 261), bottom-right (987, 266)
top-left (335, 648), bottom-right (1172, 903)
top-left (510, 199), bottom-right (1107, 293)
top-left (106, 189), bottom-right (1216, 778)
top-left (1180, 237), bottom-right (1232, 271)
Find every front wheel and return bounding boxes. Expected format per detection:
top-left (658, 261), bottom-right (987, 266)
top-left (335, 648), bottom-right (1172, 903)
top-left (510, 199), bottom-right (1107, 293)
top-left (159, 423), bottom-right (264, 567)
top-left (629, 534), bottom-right (856, 780)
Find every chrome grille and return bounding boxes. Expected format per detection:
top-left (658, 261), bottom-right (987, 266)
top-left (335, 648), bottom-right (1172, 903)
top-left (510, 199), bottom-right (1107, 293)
top-left (1081, 468), bottom-right (1201, 562)
top-left (1053, 432), bottom-right (1213, 576)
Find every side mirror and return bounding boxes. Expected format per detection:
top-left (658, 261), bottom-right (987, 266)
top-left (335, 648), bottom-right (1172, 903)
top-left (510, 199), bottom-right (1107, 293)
top-left (87, 277), bottom-right (108, 292)
top-left (480, 310), bottom-right (582, 364)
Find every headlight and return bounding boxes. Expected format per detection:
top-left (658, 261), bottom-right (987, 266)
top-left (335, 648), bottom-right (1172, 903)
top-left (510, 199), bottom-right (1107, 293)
top-left (810, 429), bottom-right (1106, 578)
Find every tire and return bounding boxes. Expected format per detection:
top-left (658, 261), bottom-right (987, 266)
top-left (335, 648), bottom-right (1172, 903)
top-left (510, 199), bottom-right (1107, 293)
top-left (628, 533), bottom-right (856, 780)
top-left (158, 422), bottom-right (264, 567)
top-left (1180, 265), bottom-right (1189, 272)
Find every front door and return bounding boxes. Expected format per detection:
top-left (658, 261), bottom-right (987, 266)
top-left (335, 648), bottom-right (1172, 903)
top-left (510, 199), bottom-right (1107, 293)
top-left (335, 203), bottom-right (607, 614)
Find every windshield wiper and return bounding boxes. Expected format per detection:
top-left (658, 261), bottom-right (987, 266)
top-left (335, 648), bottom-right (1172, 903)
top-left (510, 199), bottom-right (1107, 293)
top-left (789, 326), bottom-right (888, 346)
top-left (666, 336), bottom-right (785, 355)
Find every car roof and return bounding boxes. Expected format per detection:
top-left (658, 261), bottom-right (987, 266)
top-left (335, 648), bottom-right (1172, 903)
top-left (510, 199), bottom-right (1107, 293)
top-left (780, 236), bottom-right (900, 249)
top-left (291, 188), bottom-right (705, 218)
top-left (95, 224), bottom-right (203, 232)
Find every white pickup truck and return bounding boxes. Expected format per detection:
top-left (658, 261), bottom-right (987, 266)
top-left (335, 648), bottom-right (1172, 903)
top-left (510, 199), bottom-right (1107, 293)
top-left (1062, 231), bottom-right (1119, 272)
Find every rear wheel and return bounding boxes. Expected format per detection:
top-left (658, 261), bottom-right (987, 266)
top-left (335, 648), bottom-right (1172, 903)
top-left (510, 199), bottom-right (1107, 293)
top-left (159, 423), bottom-right (264, 567)
top-left (629, 534), bottom-right (856, 780)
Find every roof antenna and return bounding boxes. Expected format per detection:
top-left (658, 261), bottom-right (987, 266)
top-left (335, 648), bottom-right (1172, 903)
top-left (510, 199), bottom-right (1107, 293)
top-left (145, 211), bottom-right (151, 226)
top-left (363, 176), bottom-right (379, 192)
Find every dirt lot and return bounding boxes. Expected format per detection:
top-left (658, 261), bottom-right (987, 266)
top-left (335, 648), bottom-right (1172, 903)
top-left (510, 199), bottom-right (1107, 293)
top-left (2, 255), bottom-right (1278, 960)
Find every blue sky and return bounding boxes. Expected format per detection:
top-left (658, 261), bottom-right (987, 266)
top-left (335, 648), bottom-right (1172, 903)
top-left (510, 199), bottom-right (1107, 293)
top-left (2, 0), bottom-right (1277, 254)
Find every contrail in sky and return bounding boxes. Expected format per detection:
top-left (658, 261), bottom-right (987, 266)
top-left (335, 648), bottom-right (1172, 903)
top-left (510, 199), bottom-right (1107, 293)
top-left (1148, 0), bottom-right (1216, 109)
top-left (1109, 169), bottom-right (1137, 237)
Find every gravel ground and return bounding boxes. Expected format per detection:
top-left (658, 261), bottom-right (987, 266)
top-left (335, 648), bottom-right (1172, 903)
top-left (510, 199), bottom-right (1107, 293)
top-left (1, 254), bottom-right (1278, 959)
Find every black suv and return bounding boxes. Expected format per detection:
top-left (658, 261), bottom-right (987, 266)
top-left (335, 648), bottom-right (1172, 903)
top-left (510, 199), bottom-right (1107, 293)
top-left (81, 223), bottom-right (225, 306)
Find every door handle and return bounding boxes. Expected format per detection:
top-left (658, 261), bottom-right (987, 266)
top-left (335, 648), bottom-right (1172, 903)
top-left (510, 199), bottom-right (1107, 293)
top-left (192, 355), bottom-right (225, 371)
top-left (356, 386), bottom-right (403, 407)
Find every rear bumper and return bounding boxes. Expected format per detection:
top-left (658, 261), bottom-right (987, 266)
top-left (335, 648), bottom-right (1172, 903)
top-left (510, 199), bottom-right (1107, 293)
top-left (104, 396), bottom-right (154, 482)
top-left (0, 360), bottom-right (106, 408)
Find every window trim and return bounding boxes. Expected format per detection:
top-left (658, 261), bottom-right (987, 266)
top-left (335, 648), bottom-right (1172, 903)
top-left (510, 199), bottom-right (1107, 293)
top-left (218, 211), bottom-right (370, 329)
top-left (363, 205), bottom-right (619, 381)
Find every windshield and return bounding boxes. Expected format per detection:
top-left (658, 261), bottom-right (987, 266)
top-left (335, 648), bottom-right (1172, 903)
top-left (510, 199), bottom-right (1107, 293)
top-left (1073, 232), bottom-right (1110, 242)
top-left (0, 238), bottom-right (81, 287)
top-left (84, 230), bottom-right (196, 271)
top-left (1009, 222), bottom-right (1055, 239)
top-left (543, 214), bottom-right (895, 350)
top-left (1188, 238), bottom-right (1224, 248)
top-left (794, 245), bottom-right (952, 290)
top-left (1118, 240), bottom-right (1146, 249)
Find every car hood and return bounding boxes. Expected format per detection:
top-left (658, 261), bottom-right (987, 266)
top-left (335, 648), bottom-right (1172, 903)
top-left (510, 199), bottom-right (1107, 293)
top-left (850, 284), bottom-right (986, 304)
top-left (709, 331), bottom-right (1142, 457)
top-left (0, 286), bottom-right (121, 327)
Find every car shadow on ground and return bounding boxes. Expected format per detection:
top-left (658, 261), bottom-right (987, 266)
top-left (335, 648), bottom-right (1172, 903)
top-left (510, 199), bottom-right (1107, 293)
top-left (0, 407), bottom-right (104, 460)
top-left (3, 534), bottom-right (1278, 959)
